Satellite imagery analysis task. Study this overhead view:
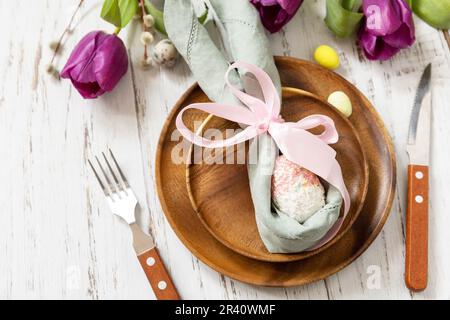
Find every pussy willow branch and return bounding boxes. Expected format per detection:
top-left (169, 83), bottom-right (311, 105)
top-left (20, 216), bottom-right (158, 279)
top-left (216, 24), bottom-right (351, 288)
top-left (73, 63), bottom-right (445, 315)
top-left (50, 0), bottom-right (85, 64)
top-left (139, 0), bottom-right (148, 60)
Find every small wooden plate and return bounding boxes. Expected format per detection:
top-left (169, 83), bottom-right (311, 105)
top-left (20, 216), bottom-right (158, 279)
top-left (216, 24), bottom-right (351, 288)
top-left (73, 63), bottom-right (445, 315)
top-left (186, 88), bottom-right (369, 262)
top-left (156, 57), bottom-right (396, 287)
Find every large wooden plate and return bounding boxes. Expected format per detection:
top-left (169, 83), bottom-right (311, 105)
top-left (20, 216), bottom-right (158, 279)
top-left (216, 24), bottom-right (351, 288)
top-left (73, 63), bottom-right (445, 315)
top-left (156, 57), bottom-right (396, 287)
top-left (186, 88), bottom-right (369, 262)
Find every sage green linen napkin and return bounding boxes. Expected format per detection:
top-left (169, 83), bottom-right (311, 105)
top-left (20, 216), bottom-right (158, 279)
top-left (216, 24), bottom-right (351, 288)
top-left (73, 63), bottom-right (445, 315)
top-left (165, 0), bottom-right (342, 253)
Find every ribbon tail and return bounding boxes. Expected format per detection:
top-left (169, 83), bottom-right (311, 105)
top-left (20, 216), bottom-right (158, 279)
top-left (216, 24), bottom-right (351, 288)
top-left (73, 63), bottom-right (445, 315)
top-left (177, 124), bottom-right (259, 149)
top-left (293, 115), bottom-right (339, 144)
top-left (175, 102), bottom-right (260, 148)
top-left (270, 124), bottom-right (337, 179)
top-left (307, 161), bottom-right (351, 251)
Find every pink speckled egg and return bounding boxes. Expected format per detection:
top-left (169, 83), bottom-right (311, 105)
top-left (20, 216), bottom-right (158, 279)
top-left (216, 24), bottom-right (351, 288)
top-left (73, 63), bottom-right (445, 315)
top-left (272, 155), bottom-right (326, 223)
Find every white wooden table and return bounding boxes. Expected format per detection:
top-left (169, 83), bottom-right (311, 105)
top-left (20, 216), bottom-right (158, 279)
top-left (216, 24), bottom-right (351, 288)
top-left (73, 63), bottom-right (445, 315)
top-left (1, 0), bottom-right (449, 300)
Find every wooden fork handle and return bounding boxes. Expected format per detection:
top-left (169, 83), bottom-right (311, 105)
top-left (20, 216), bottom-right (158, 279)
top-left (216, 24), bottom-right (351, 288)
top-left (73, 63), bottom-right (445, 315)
top-left (137, 248), bottom-right (181, 300)
top-left (405, 164), bottom-right (429, 292)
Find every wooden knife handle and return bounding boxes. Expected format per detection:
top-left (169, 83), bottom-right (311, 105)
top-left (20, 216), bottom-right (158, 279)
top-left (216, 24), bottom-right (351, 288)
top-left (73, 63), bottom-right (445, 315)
top-left (405, 164), bottom-right (429, 292)
top-left (137, 248), bottom-right (181, 300)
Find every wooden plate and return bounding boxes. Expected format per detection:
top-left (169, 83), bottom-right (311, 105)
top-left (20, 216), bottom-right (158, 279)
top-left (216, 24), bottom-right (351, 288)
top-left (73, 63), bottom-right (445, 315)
top-left (186, 88), bottom-right (369, 262)
top-left (156, 57), bottom-right (396, 287)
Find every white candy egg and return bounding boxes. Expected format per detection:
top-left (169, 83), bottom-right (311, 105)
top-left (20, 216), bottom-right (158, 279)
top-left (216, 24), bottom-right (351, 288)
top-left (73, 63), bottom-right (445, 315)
top-left (327, 91), bottom-right (353, 118)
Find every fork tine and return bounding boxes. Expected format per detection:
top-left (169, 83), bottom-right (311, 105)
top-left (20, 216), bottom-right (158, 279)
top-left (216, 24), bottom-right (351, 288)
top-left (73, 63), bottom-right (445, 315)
top-left (102, 152), bottom-right (123, 191)
top-left (88, 159), bottom-right (109, 196)
top-left (95, 156), bottom-right (117, 193)
top-left (109, 149), bottom-right (130, 187)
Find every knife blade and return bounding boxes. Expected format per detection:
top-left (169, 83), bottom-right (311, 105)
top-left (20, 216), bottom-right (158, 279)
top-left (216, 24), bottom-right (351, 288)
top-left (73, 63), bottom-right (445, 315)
top-left (406, 63), bottom-right (432, 165)
top-left (406, 92), bottom-right (431, 165)
top-left (405, 64), bottom-right (432, 292)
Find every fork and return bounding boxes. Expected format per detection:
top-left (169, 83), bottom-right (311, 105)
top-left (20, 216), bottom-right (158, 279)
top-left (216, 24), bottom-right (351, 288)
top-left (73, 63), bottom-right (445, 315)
top-left (88, 150), bottom-right (180, 300)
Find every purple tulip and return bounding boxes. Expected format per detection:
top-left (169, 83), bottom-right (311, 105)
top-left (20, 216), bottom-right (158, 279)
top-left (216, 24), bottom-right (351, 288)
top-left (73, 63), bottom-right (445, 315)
top-left (358, 0), bottom-right (415, 61)
top-left (61, 31), bottom-right (128, 99)
top-left (250, 0), bottom-right (304, 33)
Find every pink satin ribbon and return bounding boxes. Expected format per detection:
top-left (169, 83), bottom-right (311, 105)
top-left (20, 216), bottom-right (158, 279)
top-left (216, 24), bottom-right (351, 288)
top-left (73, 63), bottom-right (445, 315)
top-left (176, 61), bottom-right (350, 250)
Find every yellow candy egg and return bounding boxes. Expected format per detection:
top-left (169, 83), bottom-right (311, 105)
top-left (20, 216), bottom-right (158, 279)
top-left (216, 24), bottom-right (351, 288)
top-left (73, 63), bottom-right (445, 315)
top-left (314, 45), bottom-right (340, 70)
top-left (327, 91), bottom-right (352, 118)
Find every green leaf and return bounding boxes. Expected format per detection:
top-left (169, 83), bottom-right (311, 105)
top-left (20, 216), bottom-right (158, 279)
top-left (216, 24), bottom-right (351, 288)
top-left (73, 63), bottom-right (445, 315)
top-left (411, 0), bottom-right (450, 29)
top-left (144, 0), bottom-right (167, 36)
top-left (325, 0), bottom-right (364, 37)
top-left (341, 0), bottom-right (362, 11)
top-left (101, 0), bottom-right (121, 27)
top-left (198, 8), bottom-right (209, 25)
top-left (101, 0), bottom-right (138, 28)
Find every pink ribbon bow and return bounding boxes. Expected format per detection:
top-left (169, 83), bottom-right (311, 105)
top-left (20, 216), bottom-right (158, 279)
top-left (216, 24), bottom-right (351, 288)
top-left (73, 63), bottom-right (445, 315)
top-left (176, 61), bottom-right (350, 249)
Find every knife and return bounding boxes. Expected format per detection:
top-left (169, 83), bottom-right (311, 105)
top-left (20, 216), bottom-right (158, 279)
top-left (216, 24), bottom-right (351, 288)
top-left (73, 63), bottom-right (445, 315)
top-left (405, 64), bottom-right (432, 292)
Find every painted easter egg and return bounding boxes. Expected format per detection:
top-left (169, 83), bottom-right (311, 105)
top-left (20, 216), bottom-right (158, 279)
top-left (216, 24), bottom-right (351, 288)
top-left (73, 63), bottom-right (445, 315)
top-left (272, 155), bottom-right (326, 223)
top-left (153, 39), bottom-right (178, 68)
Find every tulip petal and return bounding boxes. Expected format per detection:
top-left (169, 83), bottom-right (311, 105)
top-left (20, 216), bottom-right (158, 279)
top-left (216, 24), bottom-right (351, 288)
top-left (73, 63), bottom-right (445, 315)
top-left (61, 31), bottom-right (128, 99)
top-left (278, 0), bottom-right (303, 14)
top-left (93, 36), bottom-right (129, 92)
top-left (251, 0), bottom-right (304, 33)
top-left (358, 0), bottom-right (415, 61)
top-left (358, 27), bottom-right (401, 60)
top-left (259, 0), bottom-right (279, 6)
top-left (383, 23), bottom-right (414, 48)
top-left (61, 31), bottom-right (109, 81)
top-left (70, 80), bottom-right (105, 99)
top-left (362, 0), bottom-right (403, 36)
top-left (382, 0), bottom-right (415, 48)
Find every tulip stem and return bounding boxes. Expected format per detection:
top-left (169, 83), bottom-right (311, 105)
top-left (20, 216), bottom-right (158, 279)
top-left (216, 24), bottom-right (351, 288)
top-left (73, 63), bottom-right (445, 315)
top-left (114, 27), bottom-right (122, 35)
top-left (50, 0), bottom-right (85, 65)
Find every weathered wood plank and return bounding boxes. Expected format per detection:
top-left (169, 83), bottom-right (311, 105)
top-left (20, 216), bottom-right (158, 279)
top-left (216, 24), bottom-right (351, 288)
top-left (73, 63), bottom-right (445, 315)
top-left (0, 0), bottom-right (449, 299)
